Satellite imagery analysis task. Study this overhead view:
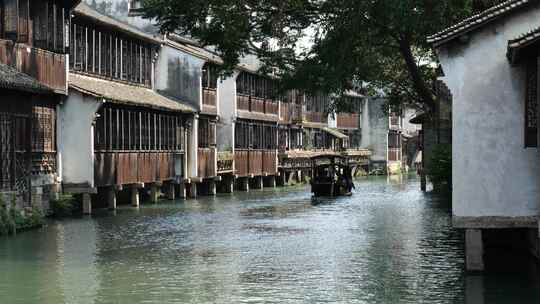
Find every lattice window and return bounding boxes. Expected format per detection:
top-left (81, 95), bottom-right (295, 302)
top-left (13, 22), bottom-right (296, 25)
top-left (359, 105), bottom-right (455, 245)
top-left (525, 56), bottom-right (538, 148)
top-left (31, 105), bottom-right (56, 153)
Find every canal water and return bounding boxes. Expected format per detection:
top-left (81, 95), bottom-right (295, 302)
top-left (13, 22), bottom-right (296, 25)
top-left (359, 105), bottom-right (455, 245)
top-left (1, 175), bottom-right (540, 304)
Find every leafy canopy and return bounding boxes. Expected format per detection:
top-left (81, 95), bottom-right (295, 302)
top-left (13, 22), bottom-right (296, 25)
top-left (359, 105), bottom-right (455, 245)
top-left (141, 0), bottom-right (490, 112)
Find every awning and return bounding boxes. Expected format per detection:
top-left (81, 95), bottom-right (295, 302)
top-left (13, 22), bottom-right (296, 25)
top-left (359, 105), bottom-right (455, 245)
top-left (0, 63), bottom-right (53, 95)
top-left (410, 113), bottom-right (427, 124)
top-left (323, 127), bottom-right (349, 140)
top-left (507, 25), bottom-right (540, 64)
top-left (69, 73), bottom-right (196, 113)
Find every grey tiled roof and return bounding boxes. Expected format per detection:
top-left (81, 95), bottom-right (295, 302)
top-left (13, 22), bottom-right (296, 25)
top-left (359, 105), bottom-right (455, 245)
top-left (74, 3), bottom-right (161, 45)
top-left (69, 73), bottom-right (195, 113)
top-left (0, 63), bottom-right (54, 94)
top-left (507, 26), bottom-right (540, 63)
top-left (427, 0), bottom-right (531, 47)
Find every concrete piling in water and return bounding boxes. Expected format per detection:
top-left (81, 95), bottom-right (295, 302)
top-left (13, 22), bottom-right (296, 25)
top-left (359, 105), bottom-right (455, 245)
top-left (131, 187), bottom-right (140, 208)
top-left (107, 187), bottom-right (117, 210)
top-left (150, 184), bottom-right (160, 203)
top-left (251, 176), bottom-right (263, 190)
top-left (264, 176), bottom-right (276, 188)
top-left (221, 176), bottom-right (234, 193)
top-left (189, 183), bottom-right (198, 198)
top-left (465, 229), bottom-right (484, 272)
top-left (207, 180), bottom-right (217, 196)
top-left (82, 193), bottom-right (92, 215)
top-left (165, 183), bottom-right (175, 200)
top-left (238, 178), bottom-right (250, 192)
top-left (178, 182), bottom-right (187, 199)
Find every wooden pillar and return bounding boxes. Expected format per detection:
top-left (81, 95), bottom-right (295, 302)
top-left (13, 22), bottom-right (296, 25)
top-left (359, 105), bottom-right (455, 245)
top-left (131, 187), bottom-right (140, 208)
top-left (83, 193), bottom-right (92, 215)
top-left (107, 187), bottom-right (117, 210)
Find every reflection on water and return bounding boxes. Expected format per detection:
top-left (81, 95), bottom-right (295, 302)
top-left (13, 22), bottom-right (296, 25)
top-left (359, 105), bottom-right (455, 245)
top-left (0, 176), bottom-right (539, 303)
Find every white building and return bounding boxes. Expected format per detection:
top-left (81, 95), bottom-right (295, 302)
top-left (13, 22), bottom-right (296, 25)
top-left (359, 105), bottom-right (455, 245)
top-left (428, 0), bottom-right (540, 271)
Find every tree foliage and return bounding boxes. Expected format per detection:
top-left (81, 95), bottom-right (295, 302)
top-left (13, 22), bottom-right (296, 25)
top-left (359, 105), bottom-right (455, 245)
top-left (141, 0), bottom-right (493, 113)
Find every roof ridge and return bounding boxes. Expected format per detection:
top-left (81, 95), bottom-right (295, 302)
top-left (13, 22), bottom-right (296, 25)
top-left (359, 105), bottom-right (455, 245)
top-left (428, 0), bottom-right (532, 46)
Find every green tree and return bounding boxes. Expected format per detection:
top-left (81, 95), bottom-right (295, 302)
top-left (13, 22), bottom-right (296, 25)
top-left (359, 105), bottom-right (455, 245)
top-left (140, 0), bottom-right (488, 112)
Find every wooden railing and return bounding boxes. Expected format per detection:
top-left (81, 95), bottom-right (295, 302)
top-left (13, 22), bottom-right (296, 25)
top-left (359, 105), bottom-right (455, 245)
top-left (390, 116), bottom-right (400, 129)
top-left (198, 148), bottom-right (217, 178)
top-left (234, 149), bottom-right (278, 177)
top-left (94, 152), bottom-right (178, 187)
top-left (304, 111), bottom-right (327, 124)
top-left (202, 88), bottom-right (218, 115)
top-left (337, 113), bottom-right (360, 129)
top-left (202, 88), bottom-right (217, 106)
top-left (251, 97), bottom-right (265, 113)
top-left (0, 39), bottom-right (67, 94)
top-left (280, 103), bottom-right (304, 123)
top-left (236, 95), bottom-right (280, 116)
top-left (217, 152), bottom-right (234, 173)
top-left (237, 94), bottom-right (250, 111)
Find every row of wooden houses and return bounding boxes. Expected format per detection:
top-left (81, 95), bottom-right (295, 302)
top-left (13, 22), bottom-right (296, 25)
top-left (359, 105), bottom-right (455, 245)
top-left (0, 1), bottom-right (412, 213)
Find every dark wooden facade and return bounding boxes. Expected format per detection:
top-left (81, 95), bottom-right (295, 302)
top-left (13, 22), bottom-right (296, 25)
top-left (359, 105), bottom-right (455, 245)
top-left (0, 0), bottom-right (73, 93)
top-left (234, 119), bottom-right (278, 176)
top-left (0, 0), bottom-right (75, 202)
top-left (198, 116), bottom-right (217, 178)
top-left (236, 71), bottom-right (279, 118)
top-left (0, 91), bottom-right (57, 198)
top-left (93, 104), bottom-right (187, 187)
top-left (69, 15), bottom-right (154, 87)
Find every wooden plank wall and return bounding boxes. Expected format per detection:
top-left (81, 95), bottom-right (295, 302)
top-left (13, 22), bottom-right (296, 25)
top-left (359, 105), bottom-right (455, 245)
top-left (0, 39), bottom-right (66, 93)
top-left (95, 152), bottom-right (177, 187)
top-left (198, 148), bottom-right (216, 178)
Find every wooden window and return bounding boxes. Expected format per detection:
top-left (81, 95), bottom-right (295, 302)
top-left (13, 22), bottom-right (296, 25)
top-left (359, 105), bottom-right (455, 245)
top-left (388, 131), bottom-right (401, 149)
top-left (31, 104), bottom-right (56, 153)
top-left (94, 105), bottom-right (184, 152)
top-left (525, 56), bottom-right (538, 148)
top-left (3, 0), bottom-right (18, 40)
top-left (202, 63), bottom-right (218, 89)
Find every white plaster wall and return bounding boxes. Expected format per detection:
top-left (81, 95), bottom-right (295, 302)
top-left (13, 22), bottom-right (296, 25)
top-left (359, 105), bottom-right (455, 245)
top-left (217, 72), bottom-right (239, 152)
top-left (437, 8), bottom-right (540, 217)
top-left (360, 98), bottom-right (389, 163)
top-left (58, 91), bottom-right (102, 187)
top-left (155, 45), bottom-right (205, 111)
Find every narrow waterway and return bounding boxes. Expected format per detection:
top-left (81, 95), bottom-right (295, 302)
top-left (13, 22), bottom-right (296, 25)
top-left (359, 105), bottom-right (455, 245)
top-left (1, 176), bottom-right (539, 304)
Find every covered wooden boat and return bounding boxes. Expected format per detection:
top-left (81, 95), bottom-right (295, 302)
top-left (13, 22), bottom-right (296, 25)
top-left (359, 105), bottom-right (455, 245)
top-left (310, 154), bottom-right (355, 197)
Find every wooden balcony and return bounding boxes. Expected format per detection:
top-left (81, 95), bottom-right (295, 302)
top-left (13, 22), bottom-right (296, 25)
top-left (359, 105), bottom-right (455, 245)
top-left (337, 113), bottom-right (360, 129)
top-left (304, 111), bottom-right (327, 124)
top-left (94, 152), bottom-right (178, 187)
top-left (198, 147), bottom-right (217, 178)
top-left (234, 149), bottom-right (277, 177)
top-left (236, 94), bottom-right (280, 121)
top-left (202, 88), bottom-right (218, 115)
top-left (0, 39), bottom-right (67, 94)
